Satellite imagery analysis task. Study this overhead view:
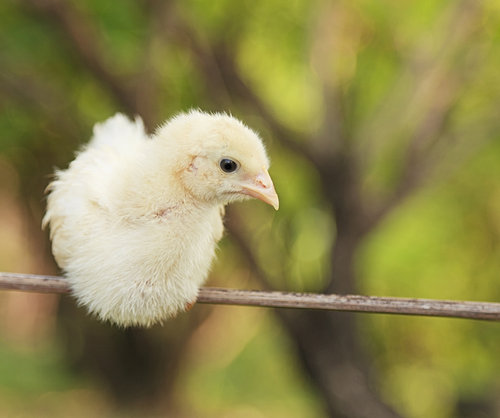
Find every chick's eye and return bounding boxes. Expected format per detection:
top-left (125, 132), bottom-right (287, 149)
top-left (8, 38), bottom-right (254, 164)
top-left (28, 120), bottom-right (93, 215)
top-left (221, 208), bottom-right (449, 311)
top-left (219, 158), bottom-right (239, 173)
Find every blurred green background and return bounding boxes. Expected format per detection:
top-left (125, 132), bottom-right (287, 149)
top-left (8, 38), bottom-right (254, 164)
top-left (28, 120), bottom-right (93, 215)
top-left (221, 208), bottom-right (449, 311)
top-left (1, 0), bottom-right (499, 417)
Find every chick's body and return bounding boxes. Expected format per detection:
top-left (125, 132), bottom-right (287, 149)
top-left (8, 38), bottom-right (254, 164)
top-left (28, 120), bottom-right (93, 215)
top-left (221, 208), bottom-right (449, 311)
top-left (44, 111), bottom-right (278, 327)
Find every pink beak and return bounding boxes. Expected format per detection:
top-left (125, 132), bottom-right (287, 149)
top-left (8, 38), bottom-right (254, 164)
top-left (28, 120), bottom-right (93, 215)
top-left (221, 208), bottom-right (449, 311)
top-left (241, 170), bottom-right (279, 210)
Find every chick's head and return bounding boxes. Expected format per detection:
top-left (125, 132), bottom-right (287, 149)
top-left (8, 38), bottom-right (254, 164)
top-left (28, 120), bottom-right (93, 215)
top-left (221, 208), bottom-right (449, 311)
top-left (156, 110), bottom-right (279, 209)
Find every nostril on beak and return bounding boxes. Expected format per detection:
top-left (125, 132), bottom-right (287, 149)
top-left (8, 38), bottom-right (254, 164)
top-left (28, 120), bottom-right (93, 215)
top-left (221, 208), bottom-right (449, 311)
top-left (241, 170), bottom-right (279, 210)
top-left (256, 173), bottom-right (272, 189)
top-left (257, 179), bottom-right (269, 188)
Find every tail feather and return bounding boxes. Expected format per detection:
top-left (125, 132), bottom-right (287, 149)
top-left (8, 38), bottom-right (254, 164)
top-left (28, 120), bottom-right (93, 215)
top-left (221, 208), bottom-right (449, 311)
top-left (89, 113), bottom-right (148, 149)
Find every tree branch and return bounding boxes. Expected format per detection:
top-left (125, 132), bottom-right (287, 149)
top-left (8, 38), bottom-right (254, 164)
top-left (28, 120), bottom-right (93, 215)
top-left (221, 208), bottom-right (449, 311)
top-left (0, 65), bottom-right (83, 142)
top-left (213, 47), bottom-right (318, 163)
top-left (19, 0), bottom-right (140, 119)
top-left (362, 0), bottom-right (483, 232)
top-left (1, 272), bottom-right (499, 321)
top-left (153, 7), bottom-right (317, 165)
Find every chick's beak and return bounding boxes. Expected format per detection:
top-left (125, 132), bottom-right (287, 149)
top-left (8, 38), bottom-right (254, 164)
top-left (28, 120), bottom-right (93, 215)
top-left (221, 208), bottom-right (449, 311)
top-left (241, 169), bottom-right (279, 210)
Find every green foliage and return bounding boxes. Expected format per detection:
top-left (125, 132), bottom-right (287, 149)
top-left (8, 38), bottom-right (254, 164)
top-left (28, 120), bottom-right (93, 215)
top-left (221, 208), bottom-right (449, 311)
top-left (0, 344), bottom-right (76, 395)
top-left (177, 311), bottom-right (325, 418)
top-left (358, 140), bottom-right (500, 417)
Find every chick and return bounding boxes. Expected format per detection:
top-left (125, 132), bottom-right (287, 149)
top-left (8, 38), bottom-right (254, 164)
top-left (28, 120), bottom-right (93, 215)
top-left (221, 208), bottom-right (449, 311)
top-left (43, 110), bottom-right (278, 327)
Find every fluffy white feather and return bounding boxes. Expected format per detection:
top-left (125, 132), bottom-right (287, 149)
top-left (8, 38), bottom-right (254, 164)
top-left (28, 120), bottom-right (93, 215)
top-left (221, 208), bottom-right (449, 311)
top-left (43, 110), bottom-right (278, 327)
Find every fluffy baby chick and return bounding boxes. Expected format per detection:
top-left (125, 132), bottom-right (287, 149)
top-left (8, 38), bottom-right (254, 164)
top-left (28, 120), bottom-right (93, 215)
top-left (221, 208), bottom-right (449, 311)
top-left (43, 110), bottom-right (278, 327)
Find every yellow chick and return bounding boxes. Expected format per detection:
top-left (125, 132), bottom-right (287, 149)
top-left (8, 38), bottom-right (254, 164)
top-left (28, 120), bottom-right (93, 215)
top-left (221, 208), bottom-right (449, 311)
top-left (43, 111), bottom-right (278, 327)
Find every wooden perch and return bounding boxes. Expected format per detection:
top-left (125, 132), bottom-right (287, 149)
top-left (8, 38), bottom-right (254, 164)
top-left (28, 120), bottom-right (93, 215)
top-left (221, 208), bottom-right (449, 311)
top-left (0, 272), bottom-right (499, 321)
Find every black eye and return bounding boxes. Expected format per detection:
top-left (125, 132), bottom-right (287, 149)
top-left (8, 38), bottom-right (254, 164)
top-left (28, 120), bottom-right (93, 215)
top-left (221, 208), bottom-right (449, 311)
top-left (220, 158), bottom-right (239, 173)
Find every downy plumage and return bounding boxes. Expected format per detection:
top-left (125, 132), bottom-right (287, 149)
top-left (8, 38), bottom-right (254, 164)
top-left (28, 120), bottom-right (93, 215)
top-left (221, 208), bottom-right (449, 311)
top-left (43, 111), bottom-right (278, 327)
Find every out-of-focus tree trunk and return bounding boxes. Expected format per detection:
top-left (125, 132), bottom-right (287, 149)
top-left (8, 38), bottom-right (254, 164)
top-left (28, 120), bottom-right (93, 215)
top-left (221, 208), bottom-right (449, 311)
top-left (278, 217), bottom-right (401, 418)
top-left (57, 298), bottom-right (202, 407)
